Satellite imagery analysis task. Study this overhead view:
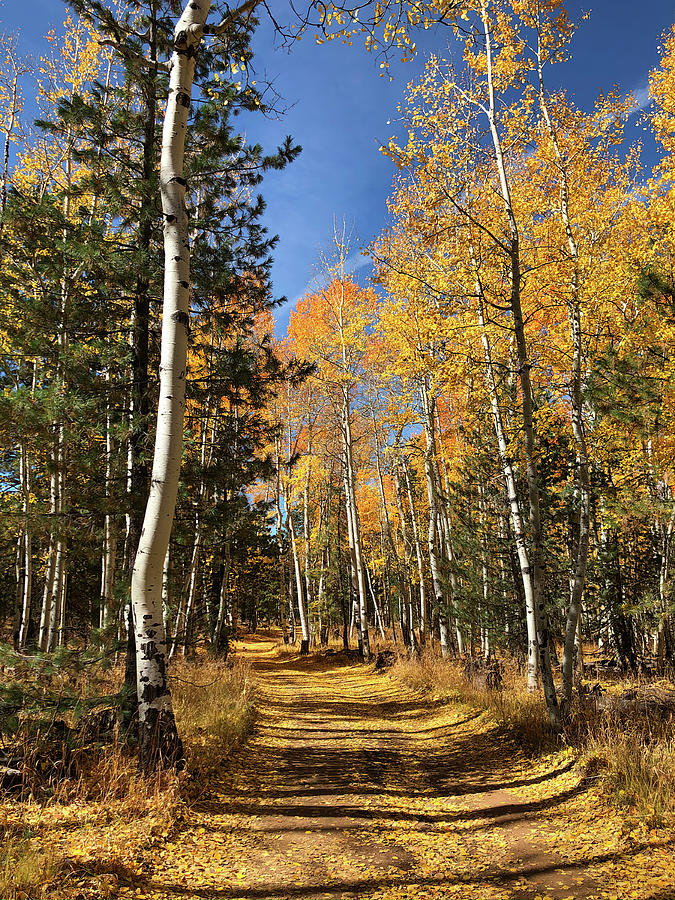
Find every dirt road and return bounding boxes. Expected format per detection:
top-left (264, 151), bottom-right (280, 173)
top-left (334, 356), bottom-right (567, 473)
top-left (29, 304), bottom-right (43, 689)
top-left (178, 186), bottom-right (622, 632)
top-left (129, 634), bottom-right (675, 900)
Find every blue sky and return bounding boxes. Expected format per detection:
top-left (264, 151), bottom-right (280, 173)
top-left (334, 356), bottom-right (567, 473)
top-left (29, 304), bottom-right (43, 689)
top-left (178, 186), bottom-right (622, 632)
top-left (2, 0), bottom-right (673, 335)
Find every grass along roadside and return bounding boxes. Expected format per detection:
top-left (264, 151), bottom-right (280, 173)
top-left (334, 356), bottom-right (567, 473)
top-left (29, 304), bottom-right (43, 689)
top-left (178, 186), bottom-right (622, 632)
top-left (390, 651), bottom-right (675, 828)
top-left (0, 655), bottom-right (257, 900)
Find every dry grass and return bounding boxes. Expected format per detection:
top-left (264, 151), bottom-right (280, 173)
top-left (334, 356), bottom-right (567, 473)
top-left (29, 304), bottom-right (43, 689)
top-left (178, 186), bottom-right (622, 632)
top-left (172, 655), bottom-right (257, 774)
top-left (0, 832), bottom-right (59, 900)
top-left (392, 652), bottom-right (549, 748)
top-left (392, 650), bottom-right (675, 825)
top-left (0, 654), bottom-right (257, 899)
top-left (581, 717), bottom-right (675, 826)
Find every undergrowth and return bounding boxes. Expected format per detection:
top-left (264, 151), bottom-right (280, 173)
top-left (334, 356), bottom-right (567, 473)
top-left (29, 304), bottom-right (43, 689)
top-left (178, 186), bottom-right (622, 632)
top-left (581, 721), bottom-right (675, 827)
top-left (392, 653), bottom-right (549, 747)
top-left (392, 651), bottom-right (675, 826)
top-left (0, 654), bottom-right (256, 899)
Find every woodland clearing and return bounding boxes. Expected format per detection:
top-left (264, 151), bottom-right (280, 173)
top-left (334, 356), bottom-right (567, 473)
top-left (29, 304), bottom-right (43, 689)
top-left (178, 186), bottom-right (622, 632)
top-left (7, 631), bottom-right (670, 900)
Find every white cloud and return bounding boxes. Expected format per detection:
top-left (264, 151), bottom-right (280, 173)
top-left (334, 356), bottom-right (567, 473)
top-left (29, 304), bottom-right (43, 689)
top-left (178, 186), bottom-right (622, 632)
top-left (292, 249), bottom-right (372, 302)
top-left (629, 82), bottom-right (652, 115)
top-left (343, 249), bottom-right (372, 276)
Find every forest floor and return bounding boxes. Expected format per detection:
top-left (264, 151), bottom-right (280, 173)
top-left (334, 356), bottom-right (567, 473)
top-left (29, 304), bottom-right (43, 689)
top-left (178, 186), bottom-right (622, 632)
top-left (114, 631), bottom-right (675, 900)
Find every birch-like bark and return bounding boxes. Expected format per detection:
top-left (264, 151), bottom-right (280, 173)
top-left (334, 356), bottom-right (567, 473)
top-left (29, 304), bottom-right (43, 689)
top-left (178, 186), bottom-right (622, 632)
top-left (394, 468), bottom-right (414, 649)
top-left (286, 475), bottom-right (310, 651)
top-left (303, 428), bottom-right (314, 614)
top-left (344, 461), bottom-right (361, 643)
top-left (473, 260), bottom-right (538, 689)
top-left (162, 543), bottom-right (171, 641)
top-left (535, 22), bottom-right (590, 711)
top-left (0, 60), bottom-right (25, 217)
top-left (274, 439), bottom-right (288, 642)
top-left (419, 380), bottom-right (450, 656)
top-left (478, 0), bottom-right (559, 727)
top-left (38, 506), bottom-right (56, 652)
top-left (213, 541), bottom-right (229, 649)
top-left (180, 406), bottom-right (212, 655)
top-left (15, 439), bottom-right (32, 650)
top-left (656, 508), bottom-right (675, 667)
top-left (365, 561), bottom-right (386, 640)
top-left (403, 459), bottom-right (426, 646)
top-left (181, 510), bottom-right (202, 656)
top-left (478, 480), bottom-right (490, 659)
top-left (100, 371), bottom-right (117, 629)
top-left (46, 430), bottom-right (66, 651)
top-left (130, 0), bottom-right (220, 766)
top-left (434, 406), bottom-right (463, 653)
top-left (341, 386), bottom-right (371, 660)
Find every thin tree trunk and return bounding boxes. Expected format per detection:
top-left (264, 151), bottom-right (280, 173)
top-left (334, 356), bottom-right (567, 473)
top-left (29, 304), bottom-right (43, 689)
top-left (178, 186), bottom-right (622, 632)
top-left (287, 485), bottom-right (310, 652)
top-left (420, 381), bottom-right (450, 657)
top-left (366, 561), bottom-right (386, 640)
top-left (403, 459), bottom-right (426, 648)
top-left (100, 371), bottom-right (117, 630)
top-left (130, 0), bottom-right (222, 768)
top-left (536, 26), bottom-right (590, 712)
top-left (341, 388), bottom-right (370, 660)
top-left (474, 262), bottom-right (538, 690)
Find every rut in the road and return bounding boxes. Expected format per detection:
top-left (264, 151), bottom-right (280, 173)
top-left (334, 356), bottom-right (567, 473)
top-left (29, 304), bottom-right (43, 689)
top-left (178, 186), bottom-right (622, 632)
top-left (123, 635), bottom-right (674, 900)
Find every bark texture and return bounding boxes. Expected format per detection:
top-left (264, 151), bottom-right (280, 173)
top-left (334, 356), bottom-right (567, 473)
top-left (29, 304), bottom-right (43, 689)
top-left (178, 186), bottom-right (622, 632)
top-left (130, 0), bottom-right (217, 768)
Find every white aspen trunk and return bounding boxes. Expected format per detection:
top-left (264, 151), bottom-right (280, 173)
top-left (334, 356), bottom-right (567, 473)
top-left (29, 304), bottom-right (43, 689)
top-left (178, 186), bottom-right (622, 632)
top-left (372, 404), bottom-right (404, 642)
top-left (181, 410), bottom-right (211, 655)
top-left (38, 522), bottom-right (55, 652)
top-left (574, 604), bottom-right (585, 681)
top-left (288, 508), bottom-right (309, 649)
top-left (403, 459), bottom-right (426, 646)
top-left (481, 0), bottom-right (559, 727)
top-left (288, 571), bottom-right (296, 643)
top-left (474, 270), bottom-right (538, 690)
top-left (212, 540), bottom-right (229, 648)
top-left (52, 423), bottom-right (67, 650)
top-left (478, 480), bottom-right (490, 659)
top-left (130, 0), bottom-right (219, 766)
top-left (123, 382), bottom-right (134, 575)
top-left (658, 509), bottom-right (675, 663)
top-left (57, 570), bottom-right (66, 647)
top-left (169, 596), bottom-right (184, 659)
top-left (47, 427), bottom-right (66, 652)
top-left (274, 439), bottom-right (288, 642)
top-left (16, 439), bottom-right (32, 649)
top-left (535, 26), bottom-right (590, 711)
top-left (20, 529), bottom-right (32, 648)
top-left (303, 429), bottom-right (313, 614)
top-left (0, 70), bottom-right (19, 214)
top-left (365, 561), bottom-right (386, 640)
top-left (341, 388), bottom-right (370, 660)
top-left (162, 543), bottom-right (171, 640)
top-left (394, 468), bottom-right (414, 649)
top-left (343, 465), bottom-right (358, 641)
top-left (100, 373), bottom-right (117, 629)
top-left (434, 406), bottom-right (464, 654)
top-left (286, 481), bottom-right (310, 652)
top-left (419, 381), bottom-right (450, 657)
top-left (181, 512), bottom-right (202, 656)
top-left (40, 287), bottom-right (68, 653)
top-left (285, 419), bottom-right (310, 651)
top-left (317, 547), bottom-right (326, 632)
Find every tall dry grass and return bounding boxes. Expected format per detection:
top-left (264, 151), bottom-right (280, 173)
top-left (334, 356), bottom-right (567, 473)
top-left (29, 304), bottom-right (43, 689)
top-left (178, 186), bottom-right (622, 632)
top-left (172, 655), bottom-right (257, 774)
top-left (392, 652), bottom-right (549, 747)
top-left (392, 650), bottom-right (675, 824)
top-left (581, 717), bottom-right (675, 826)
top-left (0, 654), bottom-right (257, 899)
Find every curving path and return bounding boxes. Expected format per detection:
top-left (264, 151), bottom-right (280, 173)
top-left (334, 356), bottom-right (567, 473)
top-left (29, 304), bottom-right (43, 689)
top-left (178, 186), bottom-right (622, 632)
top-left (130, 633), bottom-right (675, 900)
